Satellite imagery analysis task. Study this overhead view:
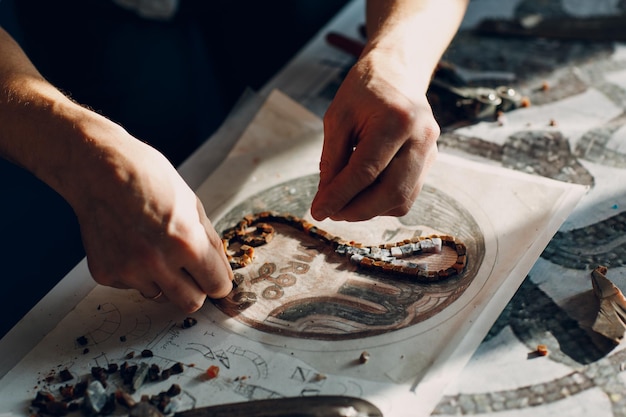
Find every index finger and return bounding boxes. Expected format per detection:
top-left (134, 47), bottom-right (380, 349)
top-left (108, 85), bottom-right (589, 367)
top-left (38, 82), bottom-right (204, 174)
top-left (317, 104), bottom-right (355, 188)
top-left (191, 197), bottom-right (234, 298)
top-left (312, 128), bottom-right (403, 221)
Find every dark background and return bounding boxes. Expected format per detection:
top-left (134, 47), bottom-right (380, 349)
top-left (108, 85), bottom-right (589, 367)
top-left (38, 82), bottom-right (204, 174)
top-left (0, 0), bottom-right (349, 336)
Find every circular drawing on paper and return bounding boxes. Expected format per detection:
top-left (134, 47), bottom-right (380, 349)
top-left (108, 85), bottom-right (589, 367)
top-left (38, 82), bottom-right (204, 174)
top-left (213, 174), bottom-right (485, 340)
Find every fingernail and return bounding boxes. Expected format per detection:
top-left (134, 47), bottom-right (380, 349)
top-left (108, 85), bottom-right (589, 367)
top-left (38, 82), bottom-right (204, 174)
top-left (312, 207), bottom-right (330, 221)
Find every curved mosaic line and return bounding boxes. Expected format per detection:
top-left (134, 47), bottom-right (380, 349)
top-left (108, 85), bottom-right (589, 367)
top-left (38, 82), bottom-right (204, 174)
top-left (541, 211), bottom-right (626, 270)
top-left (495, 279), bottom-right (608, 366)
top-left (434, 279), bottom-right (626, 415)
top-left (213, 174), bottom-right (485, 340)
top-left (575, 112), bottom-right (626, 168)
top-left (439, 130), bottom-right (594, 186)
top-left (433, 347), bottom-right (626, 416)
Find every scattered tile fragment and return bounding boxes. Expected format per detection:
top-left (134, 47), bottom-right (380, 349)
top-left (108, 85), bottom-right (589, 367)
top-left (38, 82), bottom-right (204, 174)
top-left (536, 344), bottom-right (549, 356)
top-left (182, 317), bottom-right (198, 329)
top-left (591, 265), bottom-right (626, 343)
top-left (205, 365), bottom-right (220, 379)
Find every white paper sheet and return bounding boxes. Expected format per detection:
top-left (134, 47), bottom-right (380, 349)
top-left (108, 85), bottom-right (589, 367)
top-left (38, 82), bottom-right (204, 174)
top-left (0, 91), bottom-right (585, 417)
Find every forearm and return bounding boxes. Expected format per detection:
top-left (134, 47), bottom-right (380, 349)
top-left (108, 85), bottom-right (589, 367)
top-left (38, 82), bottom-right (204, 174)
top-left (365, 0), bottom-right (468, 93)
top-left (0, 27), bottom-right (130, 207)
top-left (0, 28), bottom-right (234, 308)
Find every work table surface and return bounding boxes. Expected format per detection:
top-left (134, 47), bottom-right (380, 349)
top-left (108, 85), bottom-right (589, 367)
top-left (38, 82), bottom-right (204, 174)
top-left (3, 1), bottom-right (626, 416)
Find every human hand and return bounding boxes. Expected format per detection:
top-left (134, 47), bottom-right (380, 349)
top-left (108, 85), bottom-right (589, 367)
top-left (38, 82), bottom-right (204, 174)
top-left (310, 49), bottom-right (440, 222)
top-left (68, 124), bottom-right (234, 313)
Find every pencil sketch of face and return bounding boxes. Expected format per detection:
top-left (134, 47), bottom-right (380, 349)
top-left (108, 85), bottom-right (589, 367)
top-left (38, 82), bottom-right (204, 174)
top-left (213, 174), bottom-right (485, 340)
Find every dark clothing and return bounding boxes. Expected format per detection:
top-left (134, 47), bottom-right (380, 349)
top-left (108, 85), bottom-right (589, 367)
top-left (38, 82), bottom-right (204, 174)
top-left (0, 0), bottom-right (348, 337)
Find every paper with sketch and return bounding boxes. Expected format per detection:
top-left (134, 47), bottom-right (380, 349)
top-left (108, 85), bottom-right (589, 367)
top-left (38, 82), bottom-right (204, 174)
top-left (0, 90), bottom-right (585, 417)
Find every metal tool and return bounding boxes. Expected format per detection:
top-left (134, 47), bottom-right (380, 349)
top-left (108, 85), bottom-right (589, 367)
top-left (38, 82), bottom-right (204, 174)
top-left (429, 78), bottom-right (523, 120)
top-left (430, 79), bottom-right (499, 120)
top-left (174, 396), bottom-right (384, 417)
